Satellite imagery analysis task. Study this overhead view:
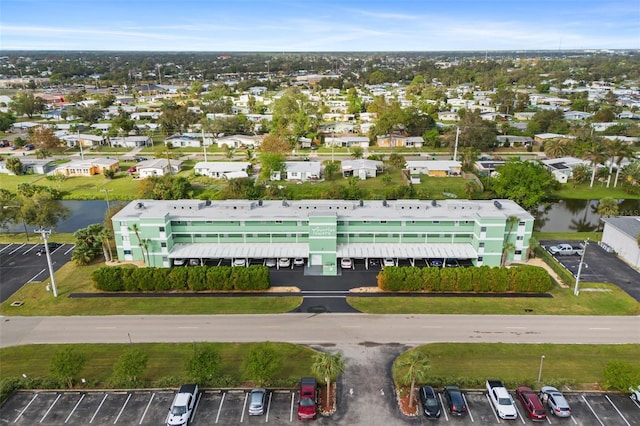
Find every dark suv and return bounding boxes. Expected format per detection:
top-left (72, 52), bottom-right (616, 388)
top-left (443, 386), bottom-right (467, 416)
top-left (36, 242), bottom-right (62, 256)
top-left (419, 385), bottom-right (441, 419)
top-left (297, 377), bottom-right (318, 420)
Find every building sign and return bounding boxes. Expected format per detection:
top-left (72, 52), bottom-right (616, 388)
top-left (310, 226), bottom-right (335, 237)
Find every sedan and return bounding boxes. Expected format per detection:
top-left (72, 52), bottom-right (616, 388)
top-left (293, 258), bottom-right (305, 267)
top-left (429, 258), bottom-right (444, 267)
top-left (383, 258), bottom-right (395, 267)
top-left (516, 386), bottom-right (547, 421)
top-left (265, 258), bottom-right (277, 268)
top-left (278, 258), bottom-right (291, 268)
top-left (340, 257), bottom-right (353, 269)
top-left (443, 386), bottom-right (467, 416)
top-left (419, 385), bottom-right (441, 419)
top-left (248, 388), bottom-right (267, 416)
top-left (36, 242), bottom-right (62, 256)
top-left (540, 386), bottom-right (571, 417)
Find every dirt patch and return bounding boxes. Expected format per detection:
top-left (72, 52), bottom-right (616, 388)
top-left (350, 286), bottom-right (382, 293)
top-left (319, 383), bottom-right (337, 415)
top-left (396, 386), bottom-right (420, 417)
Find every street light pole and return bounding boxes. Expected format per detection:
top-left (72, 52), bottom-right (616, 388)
top-left (101, 189), bottom-right (113, 216)
top-left (537, 355), bottom-right (545, 383)
top-left (36, 228), bottom-right (58, 297)
top-left (574, 238), bottom-right (589, 296)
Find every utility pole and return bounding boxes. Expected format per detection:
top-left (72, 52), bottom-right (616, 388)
top-left (573, 239), bottom-right (589, 296)
top-left (101, 189), bottom-right (113, 216)
top-left (453, 126), bottom-right (460, 161)
top-left (36, 228), bottom-right (58, 297)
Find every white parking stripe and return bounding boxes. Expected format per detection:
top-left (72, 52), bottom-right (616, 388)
top-left (463, 393), bottom-right (474, 422)
top-left (581, 395), bottom-right (604, 426)
top-left (90, 393), bottom-right (108, 423)
top-left (240, 392), bottom-right (249, 423)
top-left (64, 246), bottom-right (75, 255)
top-left (9, 244), bottom-right (26, 255)
top-left (28, 269), bottom-right (47, 282)
top-left (289, 392), bottom-right (295, 422)
top-left (40, 393), bottom-right (61, 423)
top-left (485, 393), bottom-right (499, 423)
top-left (0, 243), bottom-right (15, 253)
top-left (65, 393), bottom-right (85, 423)
top-left (215, 392), bottom-right (226, 424)
top-left (632, 396), bottom-right (640, 409)
top-left (113, 393), bottom-right (131, 424)
top-left (511, 396), bottom-right (526, 424)
top-left (139, 393), bottom-right (155, 424)
top-left (605, 394), bottom-right (631, 426)
top-left (13, 393), bottom-right (37, 423)
top-left (438, 393), bottom-right (448, 421)
top-left (191, 392), bottom-right (202, 423)
top-left (265, 391), bottom-right (273, 422)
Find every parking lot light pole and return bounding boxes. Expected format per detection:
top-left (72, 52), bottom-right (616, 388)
top-left (36, 228), bottom-right (58, 297)
top-left (573, 238), bottom-right (589, 296)
top-left (101, 189), bottom-right (113, 216)
top-left (537, 355), bottom-right (545, 383)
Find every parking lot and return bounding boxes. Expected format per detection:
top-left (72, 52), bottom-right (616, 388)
top-left (0, 243), bottom-right (74, 303)
top-left (2, 387), bottom-right (638, 425)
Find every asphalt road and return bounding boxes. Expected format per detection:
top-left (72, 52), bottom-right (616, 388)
top-left (2, 314), bottom-right (638, 348)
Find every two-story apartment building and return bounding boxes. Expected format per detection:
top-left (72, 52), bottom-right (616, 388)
top-left (112, 198), bottom-right (534, 276)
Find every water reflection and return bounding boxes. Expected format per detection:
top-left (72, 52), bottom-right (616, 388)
top-left (535, 199), bottom-right (640, 232)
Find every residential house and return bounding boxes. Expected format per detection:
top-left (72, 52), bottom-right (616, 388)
top-left (194, 162), bottom-right (251, 179)
top-left (600, 217), bottom-right (640, 268)
top-left (109, 136), bottom-right (152, 148)
top-left (564, 111), bottom-right (593, 120)
top-left (215, 135), bottom-right (261, 149)
top-left (341, 159), bottom-right (383, 179)
top-left (324, 136), bottom-right (370, 148)
top-left (320, 122), bottom-right (356, 134)
top-left (540, 156), bottom-right (590, 183)
top-left (60, 133), bottom-right (106, 148)
top-left (437, 111), bottom-right (460, 121)
top-left (135, 159), bottom-right (183, 178)
top-left (533, 133), bottom-right (574, 145)
top-left (405, 160), bottom-right (462, 177)
top-left (496, 135), bottom-right (533, 148)
top-left (376, 135), bottom-right (424, 148)
top-left (274, 161), bottom-right (322, 181)
top-left (50, 157), bottom-right (119, 177)
top-left (514, 112), bottom-right (536, 121)
top-left (165, 134), bottom-right (201, 148)
top-left (0, 158), bottom-right (56, 175)
top-left (475, 160), bottom-right (506, 177)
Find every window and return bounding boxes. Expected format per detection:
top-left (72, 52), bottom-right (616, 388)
top-left (433, 220), bottom-right (440, 224)
top-left (275, 220), bottom-right (282, 224)
top-left (515, 250), bottom-right (522, 255)
top-left (481, 226), bottom-right (487, 232)
top-left (161, 242), bottom-right (167, 248)
top-left (380, 220), bottom-right (387, 224)
top-left (159, 226), bottom-right (165, 232)
top-left (519, 221), bottom-right (525, 226)
top-left (124, 250), bottom-right (131, 255)
top-left (516, 236), bottom-right (523, 240)
top-left (479, 242), bottom-right (485, 247)
top-left (477, 256), bottom-right (483, 262)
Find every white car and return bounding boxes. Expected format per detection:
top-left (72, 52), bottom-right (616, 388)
top-left (293, 258), bottom-right (305, 267)
top-left (265, 258), bottom-right (277, 268)
top-left (383, 258), bottom-right (395, 267)
top-left (340, 258), bottom-right (353, 269)
top-left (233, 258), bottom-right (247, 267)
top-left (278, 258), bottom-right (291, 268)
top-left (630, 385), bottom-right (640, 401)
top-left (173, 258), bottom-right (186, 266)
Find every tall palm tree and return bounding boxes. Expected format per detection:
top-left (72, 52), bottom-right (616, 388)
top-left (395, 350), bottom-right (431, 409)
top-left (583, 140), bottom-right (607, 188)
top-left (129, 223), bottom-right (149, 265)
top-left (604, 139), bottom-right (624, 188)
top-left (501, 215), bottom-right (519, 267)
top-left (544, 139), bottom-right (567, 159)
top-left (613, 144), bottom-right (635, 188)
top-left (98, 227), bottom-right (114, 262)
top-left (311, 352), bottom-right (345, 405)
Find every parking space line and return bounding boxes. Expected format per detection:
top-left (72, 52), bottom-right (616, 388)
top-left (438, 393), bottom-right (448, 421)
top-left (289, 392), bottom-right (295, 422)
top-left (9, 244), bottom-right (26, 255)
top-left (485, 393), bottom-right (499, 423)
top-left (265, 391), bottom-right (273, 422)
top-left (90, 393), bottom-right (108, 423)
top-left (191, 392), bottom-right (202, 424)
top-left (113, 393), bottom-right (131, 424)
top-left (65, 393), bottom-right (85, 423)
top-left (605, 394), bottom-right (631, 426)
top-left (28, 268), bottom-right (47, 282)
top-left (512, 397), bottom-right (526, 424)
top-left (240, 391), bottom-right (249, 423)
top-left (632, 396), bottom-right (640, 409)
top-left (581, 395), bottom-right (604, 426)
top-left (0, 243), bottom-right (15, 253)
top-left (13, 393), bottom-right (38, 423)
top-left (215, 392), bottom-right (226, 424)
top-left (464, 393), bottom-right (474, 422)
top-left (139, 392), bottom-right (155, 425)
top-left (64, 246), bottom-right (75, 255)
top-left (39, 393), bottom-right (61, 423)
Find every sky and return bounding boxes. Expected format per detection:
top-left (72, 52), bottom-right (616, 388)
top-left (1, 0), bottom-right (639, 52)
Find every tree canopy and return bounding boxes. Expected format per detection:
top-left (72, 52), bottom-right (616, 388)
top-left (490, 160), bottom-right (558, 210)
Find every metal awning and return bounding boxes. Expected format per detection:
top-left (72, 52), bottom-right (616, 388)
top-left (336, 243), bottom-right (476, 259)
top-left (170, 243), bottom-right (308, 259)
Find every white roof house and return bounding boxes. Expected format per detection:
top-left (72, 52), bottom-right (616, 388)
top-left (283, 161), bottom-right (321, 181)
top-left (325, 136), bottom-right (370, 148)
top-left (215, 135), bottom-right (261, 149)
top-left (540, 156), bottom-right (590, 183)
top-left (341, 159), bottom-right (383, 179)
top-left (109, 136), bottom-right (152, 148)
top-left (194, 162), bottom-right (251, 179)
top-left (405, 160), bottom-right (462, 176)
top-left (601, 217), bottom-right (640, 268)
top-left (136, 159), bottom-right (183, 178)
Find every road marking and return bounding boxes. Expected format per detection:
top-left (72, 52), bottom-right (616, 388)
top-left (96, 327), bottom-right (116, 330)
top-left (581, 395), bottom-right (604, 426)
top-left (511, 394), bottom-right (526, 424)
top-left (605, 394), bottom-right (631, 426)
top-left (301, 291), bottom-right (349, 294)
top-left (14, 393), bottom-right (37, 423)
top-left (588, 328), bottom-right (611, 330)
top-left (9, 244), bottom-right (26, 255)
top-left (303, 295), bottom-right (348, 298)
top-left (191, 392), bottom-right (202, 424)
top-left (215, 392), bottom-right (226, 423)
top-left (177, 326), bottom-right (198, 329)
top-left (28, 269), bottom-right (47, 282)
top-left (139, 393), bottom-right (155, 425)
top-left (265, 390), bottom-right (273, 422)
top-left (464, 393), bottom-right (474, 422)
top-left (65, 393), bottom-right (85, 423)
top-left (506, 327), bottom-right (525, 329)
top-left (438, 393), bottom-right (449, 421)
top-left (0, 243), bottom-right (15, 253)
top-left (113, 393), bottom-right (131, 424)
top-left (289, 392), bottom-right (295, 422)
top-left (90, 393), bottom-right (108, 423)
top-left (240, 391), bottom-right (248, 423)
top-left (40, 393), bottom-right (61, 423)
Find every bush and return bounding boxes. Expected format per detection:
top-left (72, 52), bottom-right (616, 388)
top-left (603, 361), bottom-right (640, 391)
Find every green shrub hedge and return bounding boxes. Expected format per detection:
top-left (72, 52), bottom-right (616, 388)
top-left (530, 238), bottom-right (574, 285)
top-left (377, 264), bottom-right (552, 293)
top-left (92, 265), bottom-right (270, 292)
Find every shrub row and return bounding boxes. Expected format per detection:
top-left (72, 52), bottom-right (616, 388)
top-left (92, 265), bottom-right (270, 292)
top-left (402, 375), bottom-right (576, 390)
top-left (377, 265), bottom-right (552, 293)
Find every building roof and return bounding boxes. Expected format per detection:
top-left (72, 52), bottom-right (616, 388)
top-left (113, 198), bottom-right (534, 222)
top-left (341, 159), bottom-right (382, 170)
top-left (601, 216), bottom-right (640, 239)
top-left (285, 161), bottom-right (321, 173)
top-left (136, 158), bottom-right (182, 170)
top-left (406, 160), bottom-right (461, 170)
top-left (336, 243), bottom-right (476, 259)
top-left (194, 161), bottom-right (250, 173)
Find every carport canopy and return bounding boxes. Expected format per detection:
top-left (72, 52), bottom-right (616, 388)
top-left (170, 243), bottom-right (308, 259)
top-left (336, 243), bottom-right (476, 259)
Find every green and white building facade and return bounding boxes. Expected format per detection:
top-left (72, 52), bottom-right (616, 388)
top-left (112, 198), bottom-right (534, 275)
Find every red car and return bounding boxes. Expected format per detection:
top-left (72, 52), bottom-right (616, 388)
top-left (516, 386), bottom-right (547, 421)
top-left (297, 377), bottom-right (318, 420)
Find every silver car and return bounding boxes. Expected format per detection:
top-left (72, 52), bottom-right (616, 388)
top-left (540, 386), bottom-right (571, 417)
top-left (248, 388), bottom-right (267, 415)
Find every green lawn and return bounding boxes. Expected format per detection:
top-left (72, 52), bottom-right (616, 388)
top-left (347, 283), bottom-right (640, 316)
top-left (0, 261), bottom-right (302, 316)
top-left (551, 182), bottom-right (640, 200)
top-left (0, 342), bottom-right (317, 388)
top-left (533, 231), bottom-right (601, 241)
top-left (394, 343), bottom-right (639, 390)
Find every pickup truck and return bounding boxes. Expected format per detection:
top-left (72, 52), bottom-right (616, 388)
top-left (486, 380), bottom-right (518, 420)
top-left (166, 384), bottom-right (199, 426)
top-left (547, 243), bottom-right (584, 256)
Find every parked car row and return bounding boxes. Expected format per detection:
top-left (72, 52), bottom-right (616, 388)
top-left (419, 383), bottom-right (572, 421)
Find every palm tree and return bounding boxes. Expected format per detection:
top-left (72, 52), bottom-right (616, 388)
top-left (544, 139), bottom-right (567, 159)
top-left (500, 215), bottom-right (519, 267)
top-left (604, 139), bottom-right (623, 188)
top-left (596, 198), bottom-right (619, 218)
top-left (129, 224), bottom-right (149, 265)
top-left (98, 227), bottom-right (114, 262)
top-left (394, 350), bottom-right (431, 409)
top-left (459, 147), bottom-right (480, 172)
top-left (613, 144), bottom-right (635, 188)
top-left (350, 146), bottom-right (364, 159)
top-left (311, 352), bottom-right (345, 405)
top-left (583, 141), bottom-right (607, 188)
